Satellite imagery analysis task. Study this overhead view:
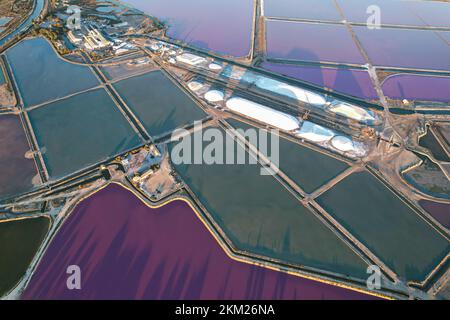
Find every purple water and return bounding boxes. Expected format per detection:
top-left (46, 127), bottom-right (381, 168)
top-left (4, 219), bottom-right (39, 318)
top-left (122, 0), bottom-right (253, 57)
top-left (353, 26), bottom-right (450, 71)
top-left (23, 184), bottom-right (376, 300)
top-left (264, 0), bottom-right (341, 21)
top-left (438, 32), bottom-right (450, 44)
top-left (266, 20), bottom-right (365, 65)
top-left (409, 1), bottom-right (450, 28)
top-left (382, 74), bottom-right (450, 102)
top-left (337, 0), bottom-right (425, 26)
top-left (261, 62), bottom-right (378, 100)
top-left (419, 200), bottom-right (450, 229)
top-left (0, 115), bottom-right (37, 199)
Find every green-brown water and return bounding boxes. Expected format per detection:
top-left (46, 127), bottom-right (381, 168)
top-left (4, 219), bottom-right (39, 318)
top-left (28, 89), bottom-right (142, 179)
top-left (169, 128), bottom-right (368, 279)
top-left (317, 171), bottom-right (449, 282)
top-left (113, 71), bottom-right (207, 138)
top-left (419, 129), bottom-right (449, 162)
top-left (6, 37), bottom-right (99, 107)
top-left (227, 119), bottom-right (349, 193)
top-left (0, 217), bottom-right (50, 296)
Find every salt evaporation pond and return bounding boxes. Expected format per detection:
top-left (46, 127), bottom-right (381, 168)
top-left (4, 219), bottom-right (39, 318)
top-left (419, 200), bottom-right (450, 229)
top-left (264, 0), bottom-right (341, 21)
top-left (0, 115), bottom-right (38, 199)
top-left (317, 171), bottom-right (450, 282)
top-left (0, 0), bottom-right (44, 47)
top-left (28, 89), bottom-right (142, 179)
top-left (338, 0), bottom-right (450, 28)
top-left (6, 37), bottom-right (99, 107)
top-left (382, 74), bottom-right (450, 103)
top-left (227, 119), bottom-right (349, 193)
top-left (353, 27), bottom-right (450, 71)
top-left (122, 0), bottom-right (253, 57)
top-left (113, 70), bottom-right (207, 138)
top-left (170, 130), bottom-right (369, 279)
top-left (266, 20), bottom-right (365, 65)
top-left (439, 32), bottom-right (450, 44)
top-left (407, 0), bottom-right (450, 28)
top-left (337, 0), bottom-right (425, 27)
top-left (0, 217), bottom-right (50, 297)
top-left (22, 184), bottom-right (375, 299)
top-left (261, 62), bottom-right (378, 100)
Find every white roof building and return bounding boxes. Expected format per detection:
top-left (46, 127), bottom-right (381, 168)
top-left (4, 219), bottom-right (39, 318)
top-left (226, 97), bottom-right (300, 131)
top-left (83, 28), bottom-right (111, 50)
top-left (176, 53), bottom-right (207, 66)
top-left (67, 30), bottom-right (82, 44)
top-left (208, 63), bottom-right (222, 71)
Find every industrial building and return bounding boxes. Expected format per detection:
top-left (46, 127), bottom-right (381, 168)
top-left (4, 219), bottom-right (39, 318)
top-left (83, 27), bottom-right (111, 50)
top-left (176, 53), bottom-right (207, 66)
top-left (66, 25), bottom-right (112, 51)
top-left (67, 30), bottom-right (83, 45)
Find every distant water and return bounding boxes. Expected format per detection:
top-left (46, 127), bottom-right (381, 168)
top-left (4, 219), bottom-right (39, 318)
top-left (0, 64), bottom-right (5, 85)
top-left (261, 62), bottom-right (378, 100)
top-left (28, 88), bottom-right (142, 179)
top-left (353, 26), bottom-right (450, 71)
top-left (23, 184), bottom-right (375, 299)
top-left (419, 200), bottom-right (450, 229)
top-left (6, 37), bottom-right (99, 107)
top-left (0, 217), bottom-right (50, 296)
top-left (264, 0), bottom-right (341, 21)
top-left (382, 74), bottom-right (450, 103)
top-left (170, 130), bottom-right (370, 279)
top-left (317, 171), bottom-right (450, 282)
top-left (122, 0), bottom-right (253, 57)
top-left (266, 20), bottom-right (365, 65)
top-left (0, 17), bottom-right (12, 27)
top-left (0, 115), bottom-right (38, 199)
top-left (113, 70), bottom-right (207, 138)
top-left (0, 0), bottom-right (45, 47)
